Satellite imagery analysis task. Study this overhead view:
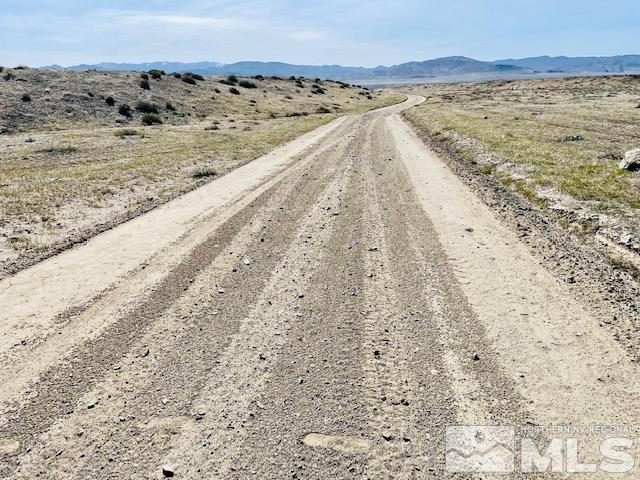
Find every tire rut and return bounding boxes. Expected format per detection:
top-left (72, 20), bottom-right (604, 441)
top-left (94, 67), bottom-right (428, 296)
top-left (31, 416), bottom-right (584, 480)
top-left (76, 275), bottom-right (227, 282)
top-left (0, 119), bottom-right (363, 479)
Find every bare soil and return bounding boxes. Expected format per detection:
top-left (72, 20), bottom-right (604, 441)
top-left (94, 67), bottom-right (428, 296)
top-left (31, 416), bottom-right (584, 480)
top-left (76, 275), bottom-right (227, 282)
top-left (0, 96), bottom-right (638, 479)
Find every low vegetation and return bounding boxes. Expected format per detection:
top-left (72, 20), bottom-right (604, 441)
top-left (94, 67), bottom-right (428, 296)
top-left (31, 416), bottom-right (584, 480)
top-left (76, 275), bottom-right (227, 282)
top-left (141, 113), bottom-right (162, 125)
top-left (404, 76), bottom-right (640, 209)
top-left (118, 104), bottom-right (133, 117)
top-left (404, 75), bottom-right (640, 267)
top-left (114, 128), bottom-right (141, 138)
top-left (238, 80), bottom-right (257, 89)
top-left (135, 101), bottom-right (159, 114)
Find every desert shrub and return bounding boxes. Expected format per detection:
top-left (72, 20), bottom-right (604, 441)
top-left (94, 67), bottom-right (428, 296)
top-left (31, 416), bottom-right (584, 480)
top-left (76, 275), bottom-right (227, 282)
top-left (114, 128), bottom-right (140, 138)
top-left (135, 101), bottom-right (159, 114)
top-left (0, 66), bottom-right (3, 73)
top-left (15, 65), bottom-right (28, 70)
top-left (181, 72), bottom-right (204, 85)
top-left (204, 125), bottom-right (219, 131)
top-left (229, 87), bottom-right (240, 95)
top-left (105, 96), bottom-right (116, 106)
top-left (37, 146), bottom-right (77, 155)
top-left (181, 74), bottom-right (197, 85)
top-left (140, 73), bottom-right (149, 80)
top-left (21, 93), bottom-right (32, 102)
top-left (238, 80), bottom-right (257, 89)
top-left (118, 104), bottom-right (133, 117)
top-left (284, 95), bottom-right (293, 100)
top-left (561, 135), bottom-right (584, 142)
top-left (214, 88), bottom-right (221, 93)
top-left (311, 86), bottom-right (326, 95)
top-left (192, 167), bottom-right (217, 178)
top-left (3, 72), bottom-right (15, 81)
top-left (141, 113), bottom-right (162, 125)
top-left (139, 79), bottom-right (150, 90)
top-left (227, 75), bottom-right (238, 84)
top-left (165, 101), bottom-right (176, 111)
top-left (219, 79), bottom-right (234, 86)
top-left (314, 78), bottom-right (322, 84)
top-left (253, 74), bottom-right (264, 80)
top-left (148, 69), bottom-right (165, 79)
top-left (316, 106), bottom-right (332, 114)
top-left (172, 72), bottom-right (182, 78)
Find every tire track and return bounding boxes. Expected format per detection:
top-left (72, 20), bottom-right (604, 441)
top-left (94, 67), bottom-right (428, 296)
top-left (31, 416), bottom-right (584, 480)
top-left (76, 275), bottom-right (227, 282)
top-left (155, 133), bottom-right (361, 479)
top-left (0, 118), bottom-right (364, 479)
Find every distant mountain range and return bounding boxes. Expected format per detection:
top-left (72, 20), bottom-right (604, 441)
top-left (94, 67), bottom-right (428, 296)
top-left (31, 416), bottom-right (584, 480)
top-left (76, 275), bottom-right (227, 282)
top-left (44, 55), bottom-right (640, 81)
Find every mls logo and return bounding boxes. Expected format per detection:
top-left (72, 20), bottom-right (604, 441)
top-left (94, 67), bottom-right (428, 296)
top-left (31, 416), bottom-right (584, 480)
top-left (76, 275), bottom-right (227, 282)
top-left (446, 426), bottom-right (515, 473)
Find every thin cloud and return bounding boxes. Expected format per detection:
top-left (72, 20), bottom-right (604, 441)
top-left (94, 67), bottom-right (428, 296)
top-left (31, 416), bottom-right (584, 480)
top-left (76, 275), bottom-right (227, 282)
top-left (124, 14), bottom-right (259, 30)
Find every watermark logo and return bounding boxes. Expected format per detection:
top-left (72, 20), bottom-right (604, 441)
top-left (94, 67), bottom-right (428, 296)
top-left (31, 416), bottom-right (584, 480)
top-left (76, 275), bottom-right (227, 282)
top-left (446, 425), bottom-right (635, 474)
top-left (446, 426), bottom-right (515, 473)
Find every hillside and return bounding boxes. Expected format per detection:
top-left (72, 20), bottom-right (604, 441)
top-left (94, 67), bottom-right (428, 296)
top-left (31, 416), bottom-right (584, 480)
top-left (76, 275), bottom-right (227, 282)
top-left (0, 67), bottom-right (403, 275)
top-left (0, 67), bottom-right (379, 133)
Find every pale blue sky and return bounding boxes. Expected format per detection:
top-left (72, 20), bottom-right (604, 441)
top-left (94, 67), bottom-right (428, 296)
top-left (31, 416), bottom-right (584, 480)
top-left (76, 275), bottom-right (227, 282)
top-left (1, 0), bottom-right (639, 67)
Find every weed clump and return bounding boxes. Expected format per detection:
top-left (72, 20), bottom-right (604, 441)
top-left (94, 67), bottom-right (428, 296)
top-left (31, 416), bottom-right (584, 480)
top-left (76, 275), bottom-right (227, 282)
top-left (105, 96), bottom-right (116, 106)
top-left (139, 79), bottom-right (151, 90)
top-left (182, 75), bottom-right (197, 85)
top-left (238, 80), bottom-right (257, 89)
top-left (114, 128), bottom-right (141, 138)
top-left (181, 72), bottom-right (205, 85)
top-left (220, 75), bottom-right (238, 86)
top-left (192, 167), bottom-right (217, 178)
top-left (229, 87), bottom-right (241, 95)
top-left (135, 101), bottom-right (159, 114)
top-left (21, 93), bottom-right (32, 102)
top-left (37, 146), bottom-right (78, 155)
top-left (118, 104), bottom-right (133, 117)
top-left (141, 113), bottom-right (162, 125)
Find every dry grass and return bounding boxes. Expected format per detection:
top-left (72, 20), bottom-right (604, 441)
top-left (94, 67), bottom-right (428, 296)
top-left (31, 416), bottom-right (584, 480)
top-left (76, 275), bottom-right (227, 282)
top-left (404, 76), bottom-right (640, 209)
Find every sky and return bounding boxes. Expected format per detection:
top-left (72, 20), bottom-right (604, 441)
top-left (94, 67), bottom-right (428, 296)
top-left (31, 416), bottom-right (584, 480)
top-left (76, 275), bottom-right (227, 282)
top-left (1, 0), bottom-right (639, 67)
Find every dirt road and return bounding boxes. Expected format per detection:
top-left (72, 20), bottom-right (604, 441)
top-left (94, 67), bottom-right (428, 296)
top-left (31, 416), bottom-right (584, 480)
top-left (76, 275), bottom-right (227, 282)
top-left (1, 96), bottom-right (639, 478)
